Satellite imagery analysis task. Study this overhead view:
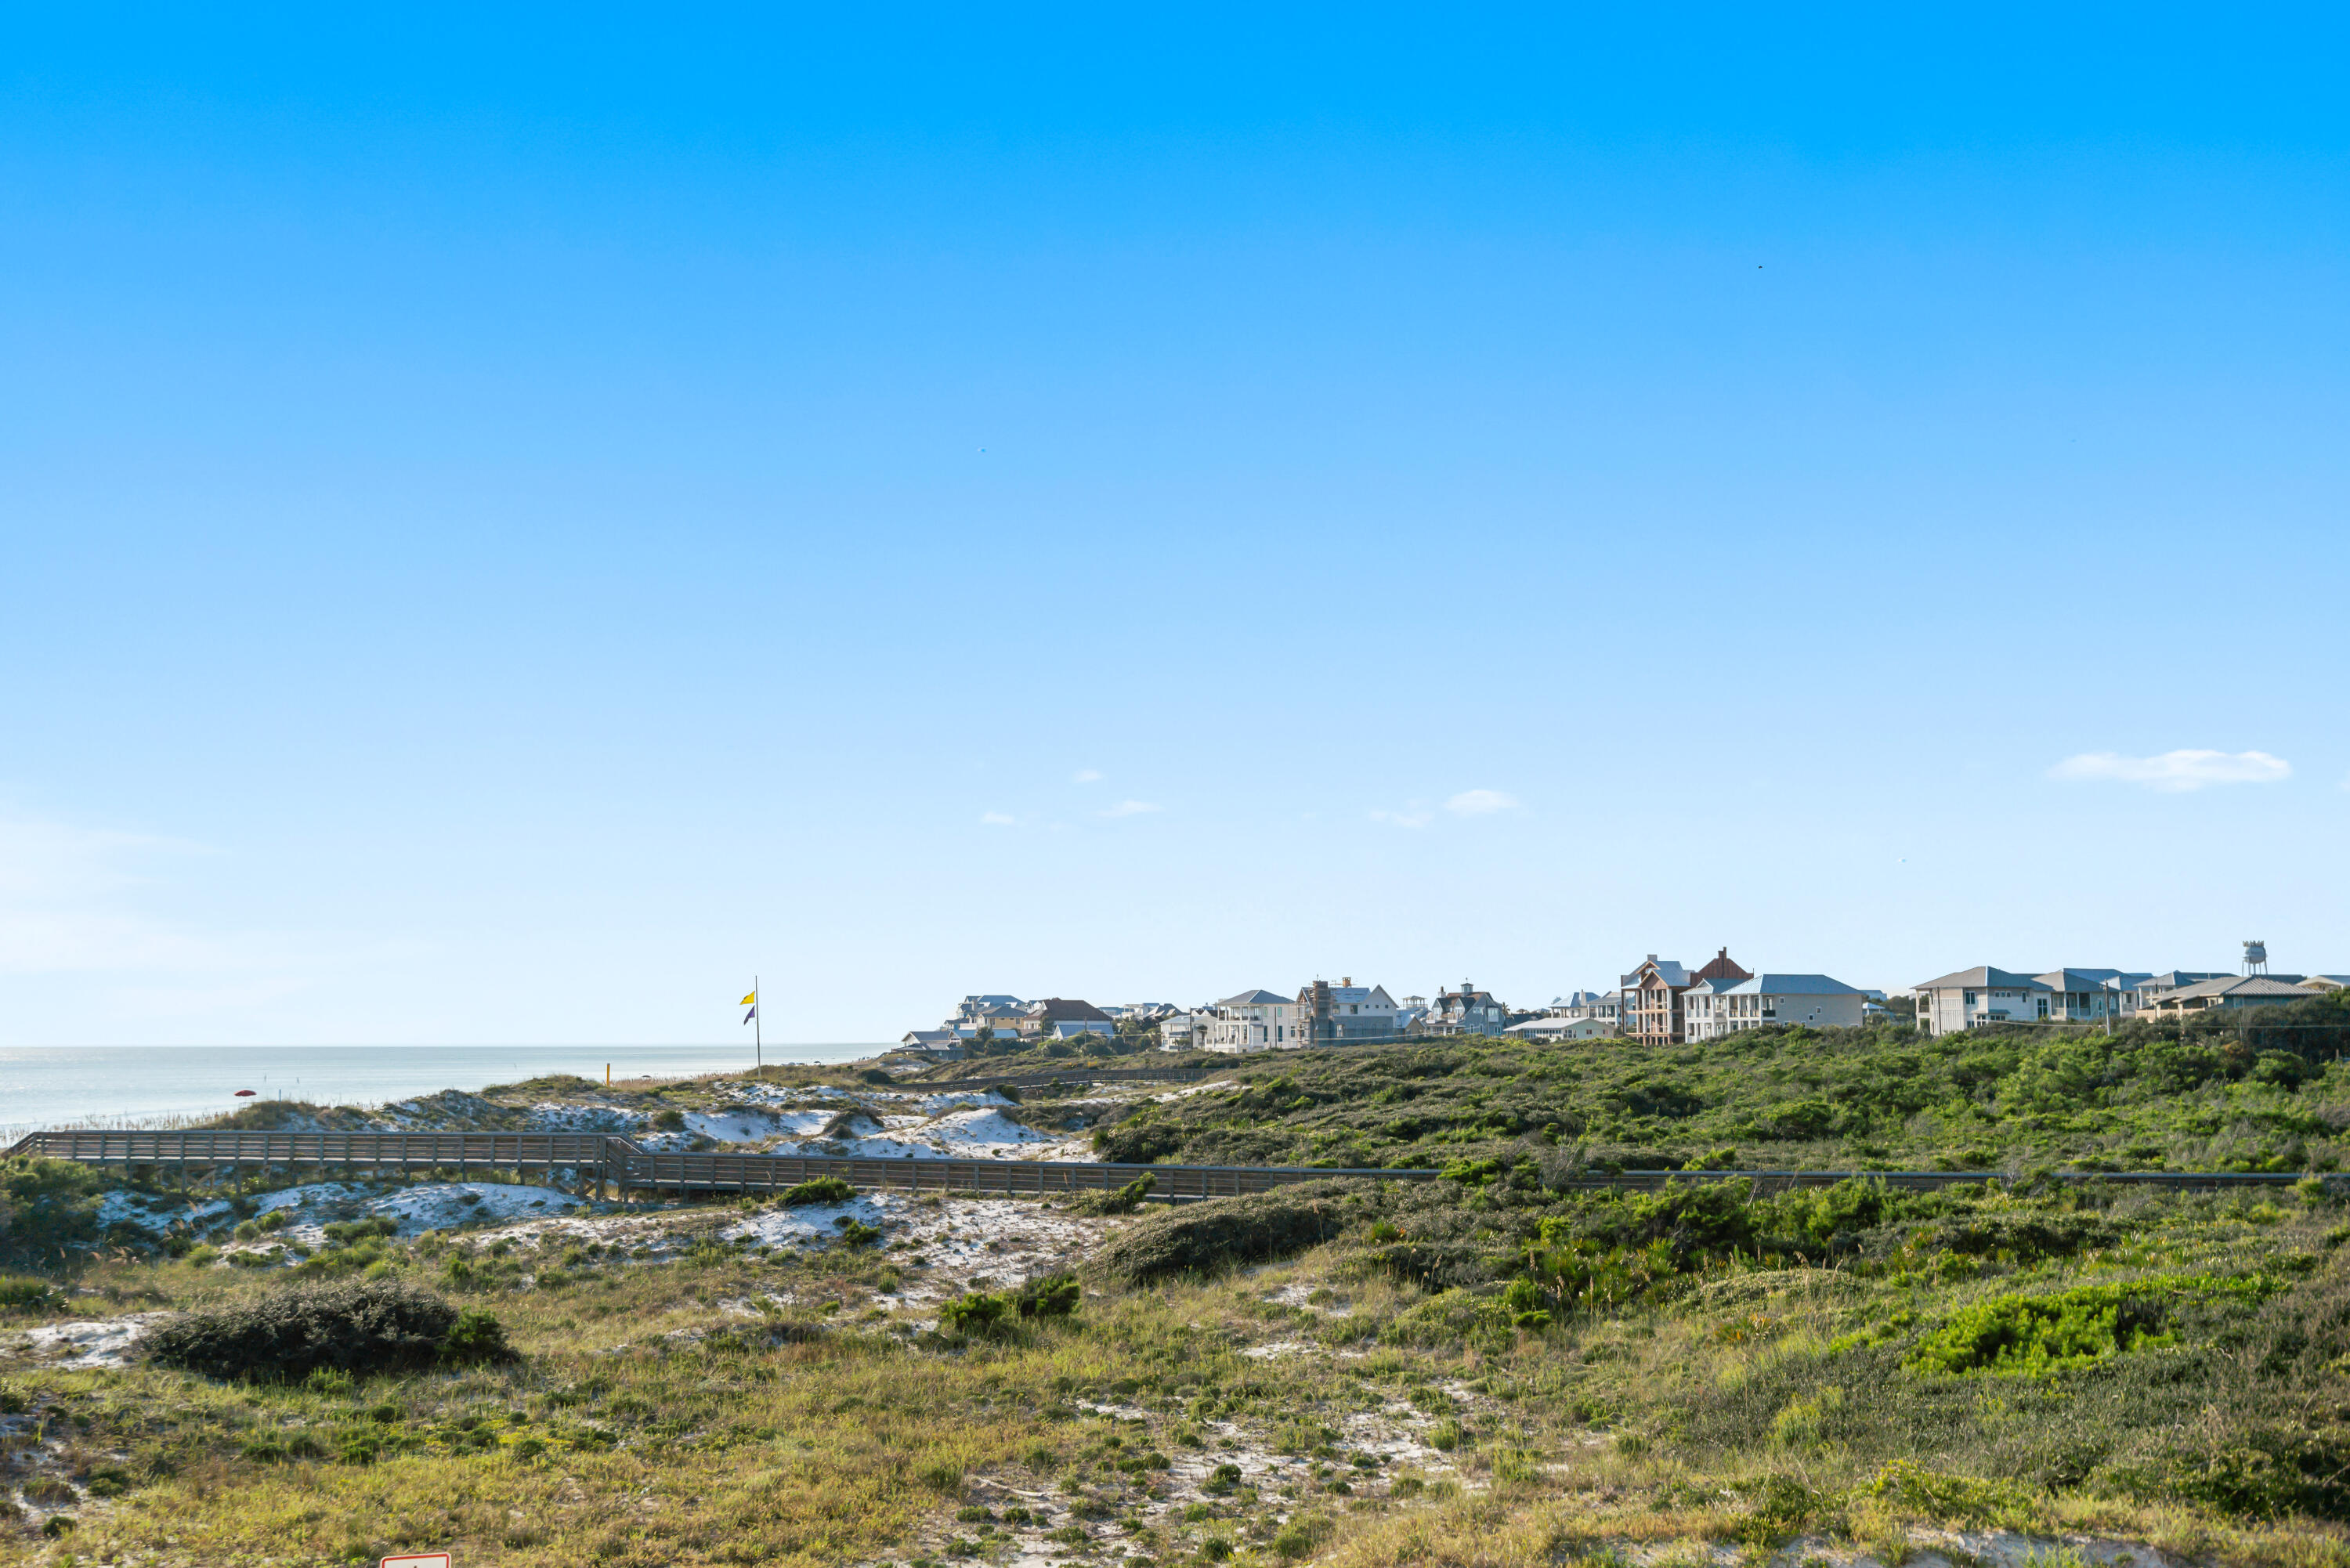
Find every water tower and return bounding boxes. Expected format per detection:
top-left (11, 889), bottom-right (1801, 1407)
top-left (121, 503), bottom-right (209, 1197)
top-left (2243, 940), bottom-right (2269, 976)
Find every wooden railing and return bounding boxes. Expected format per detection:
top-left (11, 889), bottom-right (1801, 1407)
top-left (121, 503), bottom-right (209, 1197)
top-left (923, 1065), bottom-right (1222, 1089)
top-left (5, 1129), bottom-right (2326, 1201)
top-left (0, 1129), bottom-right (1426, 1199)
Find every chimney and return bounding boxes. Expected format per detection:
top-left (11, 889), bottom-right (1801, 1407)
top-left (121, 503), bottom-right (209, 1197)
top-left (1342, 977), bottom-right (1351, 987)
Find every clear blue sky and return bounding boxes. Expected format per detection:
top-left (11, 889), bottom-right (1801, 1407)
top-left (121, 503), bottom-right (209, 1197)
top-left (4, 5), bottom-right (2345, 1046)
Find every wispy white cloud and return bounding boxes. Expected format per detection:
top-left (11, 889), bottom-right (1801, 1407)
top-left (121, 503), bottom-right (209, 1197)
top-left (1368, 808), bottom-right (1433, 829)
top-left (0, 811), bottom-right (353, 1019)
top-left (979, 811), bottom-right (1017, 826)
top-left (1100, 800), bottom-right (1161, 818)
top-left (1444, 789), bottom-right (1520, 816)
top-left (0, 815), bottom-right (219, 974)
top-left (0, 817), bottom-right (206, 901)
top-left (2050, 750), bottom-right (2290, 793)
top-left (1072, 769), bottom-right (1104, 785)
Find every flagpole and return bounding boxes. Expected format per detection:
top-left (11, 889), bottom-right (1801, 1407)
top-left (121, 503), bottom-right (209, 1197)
top-left (755, 973), bottom-right (762, 1075)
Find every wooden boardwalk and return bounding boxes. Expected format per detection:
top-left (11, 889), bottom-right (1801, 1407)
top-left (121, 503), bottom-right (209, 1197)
top-left (918, 1064), bottom-right (1222, 1090)
top-left (5, 1129), bottom-right (2329, 1201)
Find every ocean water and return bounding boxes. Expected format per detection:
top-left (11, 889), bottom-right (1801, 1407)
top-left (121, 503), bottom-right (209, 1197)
top-left (0, 1042), bottom-right (889, 1139)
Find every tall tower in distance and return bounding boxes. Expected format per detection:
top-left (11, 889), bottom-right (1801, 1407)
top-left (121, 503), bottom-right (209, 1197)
top-left (2243, 940), bottom-right (2269, 976)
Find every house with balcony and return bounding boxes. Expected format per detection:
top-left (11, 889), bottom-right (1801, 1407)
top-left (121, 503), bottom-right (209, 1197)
top-left (2034, 970), bottom-right (2152, 1023)
top-left (1684, 974), bottom-right (1867, 1039)
top-left (1205, 989), bottom-right (1303, 1051)
top-left (1911, 967), bottom-right (2053, 1036)
top-left (1425, 979), bottom-right (1509, 1036)
top-left (1549, 990), bottom-right (1622, 1029)
top-left (1623, 948), bottom-right (1750, 1047)
top-left (2147, 976), bottom-right (2319, 1013)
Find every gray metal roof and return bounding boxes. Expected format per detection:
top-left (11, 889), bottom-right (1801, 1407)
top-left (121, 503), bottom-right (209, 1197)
top-left (1911, 966), bottom-right (2051, 992)
top-left (1716, 974), bottom-right (1865, 997)
top-left (2162, 976), bottom-right (2314, 1002)
top-left (2036, 969), bottom-right (2148, 990)
top-left (1218, 988), bottom-right (1291, 1006)
top-left (1300, 984), bottom-right (1394, 1006)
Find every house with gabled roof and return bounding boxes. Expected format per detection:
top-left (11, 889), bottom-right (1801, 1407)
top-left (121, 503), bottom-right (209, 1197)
top-left (2034, 970), bottom-right (2148, 1024)
top-left (1204, 989), bottom-right (1301, 1052)
top-left (1296, 979), bottom-right (1401, 1043)
top-left (1685, 974), bottom-right (1867, 1039)
top-left (1623, 948), bottom-right (1749, 1046)
top-left (1911, 966), bottom-right (2052, 1037)
top-left (1021, 997), bottom-right (1116, 1039)
top-left (1426, 979), bottom-right (1509, 1036)
top-left (2149, 976), bottom-right (2318, 1013)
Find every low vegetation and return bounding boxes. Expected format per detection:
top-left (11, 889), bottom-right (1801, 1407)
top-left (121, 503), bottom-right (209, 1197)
top-left (1090, 991), bottom-right (2350, 1174)
top-left (2, 1012), bottom-right (2347, 1566)
top-left (144, 1278), bottom-right (512, 1382)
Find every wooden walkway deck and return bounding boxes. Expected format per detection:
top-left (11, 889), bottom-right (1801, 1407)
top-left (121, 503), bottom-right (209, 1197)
top-left (5, 1129), bottom-right (2327, 1201)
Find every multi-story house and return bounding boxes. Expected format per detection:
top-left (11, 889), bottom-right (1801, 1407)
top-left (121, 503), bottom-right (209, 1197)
top-left (945, 994), bottom-right (1029, 1039)
top-left (2148, 976), bottom-right (2320, 1013)
top-left (1205, 989), bottom-right (1303, 1051)
top-left (1159, 1010), bottom-right (1207, 1049)
top-left (2128, 972), bottom-right (2232, 1012)
top-left (2033, 970), bottom-right (2150, 1023)
top-left (1549, 990), bottom-right (1622, 1028)
top-left (1296, 979), bottom-right (1401, 1043)
top-left (1623, 949), bottom-right (1750, 1047)
top-left (1911, 967), bottom-right (2053, 1036)
top-left (1684, 974), bottom-right (1867, 1039)
top-left (1426, 980), bottom-right (1509, 1036)
top-left (1020, 998), bottom-right (1116, 1039)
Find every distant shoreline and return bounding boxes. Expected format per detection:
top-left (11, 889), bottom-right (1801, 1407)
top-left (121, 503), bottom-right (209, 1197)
top-left (0, 1041), bottom-right (891, 1140)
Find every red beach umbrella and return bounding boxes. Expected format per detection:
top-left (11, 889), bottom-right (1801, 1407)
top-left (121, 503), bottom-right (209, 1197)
top-left (234, 1089), bottom-right (258, 1097)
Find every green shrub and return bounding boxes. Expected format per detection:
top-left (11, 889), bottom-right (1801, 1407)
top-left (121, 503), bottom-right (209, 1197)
top-left (443, 1306), bottom-right (516, 1364)
top-left (1012, 1273), bottom-right (1082, 1319)
top-left (781, 1176), bottom-right (855, 1206)
top-left (144, 1278), bottom-right (500, 1382)
top-left (940, 1292), bottom-right (1010, 1335)
top-left (305, 1366), bottom-right (357, 1396)
top-left (0, 1158), bottom-right (103, 1265)
top-left (1908, 1284), bottom-right (2171, 1375)
top-left (1094, 1186), bottom-right (1359, 1284)
top-left (833, 1217), bottom-right (883, 1247)
top-left (0, 1274), bottom-right (55, 1310)
top-left (1861, 1460), bottom-right (2041, 1530)
top-left (1069, 1173), bottom-right (1155, 1216)
top-left (1734, 1475), bottom-right (1830, 1546)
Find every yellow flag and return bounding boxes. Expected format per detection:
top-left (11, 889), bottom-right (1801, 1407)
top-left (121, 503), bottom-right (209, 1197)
top-left (740, 992), bottom-right (757, 1006)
